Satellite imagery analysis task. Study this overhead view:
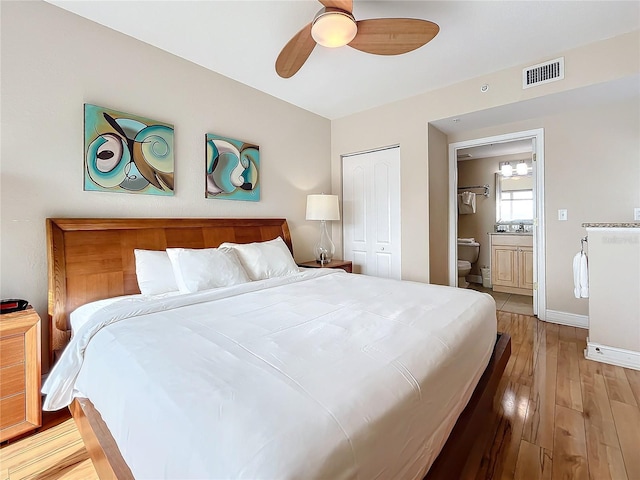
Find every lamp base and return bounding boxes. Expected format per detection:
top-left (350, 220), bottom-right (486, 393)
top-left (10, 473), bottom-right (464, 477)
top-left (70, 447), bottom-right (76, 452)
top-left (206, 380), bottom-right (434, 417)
top-left (314, 220), bottom-right (335, 265)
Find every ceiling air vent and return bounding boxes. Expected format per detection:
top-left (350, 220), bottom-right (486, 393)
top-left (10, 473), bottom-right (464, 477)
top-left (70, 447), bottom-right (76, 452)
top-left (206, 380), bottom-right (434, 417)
top-left (522, 57), bottom-right (564, 89)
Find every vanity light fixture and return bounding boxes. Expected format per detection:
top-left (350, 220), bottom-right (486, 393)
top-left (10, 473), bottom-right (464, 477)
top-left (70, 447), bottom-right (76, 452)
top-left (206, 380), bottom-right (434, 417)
top-left (500, 162), bottom-right (513, 177)
top-left (516, 161), bottom-right (528, 176)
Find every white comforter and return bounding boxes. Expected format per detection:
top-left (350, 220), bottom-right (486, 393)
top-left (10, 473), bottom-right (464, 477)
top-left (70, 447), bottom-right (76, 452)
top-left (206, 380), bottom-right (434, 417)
top-left (43, 269), bottom-right (496, 480)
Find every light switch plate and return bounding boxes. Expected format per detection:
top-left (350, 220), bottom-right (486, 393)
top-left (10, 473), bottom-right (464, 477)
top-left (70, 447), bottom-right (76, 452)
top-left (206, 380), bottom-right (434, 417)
top-left (634, 208), bottom-right (640, 221)
top-left (558, 209), bottom-right (568, 221)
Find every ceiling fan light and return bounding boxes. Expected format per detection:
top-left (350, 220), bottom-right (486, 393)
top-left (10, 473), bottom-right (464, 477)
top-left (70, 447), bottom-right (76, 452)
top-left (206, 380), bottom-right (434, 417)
top-left (311, 10), bottom-right (357, 48)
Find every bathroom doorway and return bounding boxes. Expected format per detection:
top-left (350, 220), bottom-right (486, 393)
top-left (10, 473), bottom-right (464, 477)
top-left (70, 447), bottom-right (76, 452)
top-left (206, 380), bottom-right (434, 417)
top-left (448, 129), bottom-right (545, 318)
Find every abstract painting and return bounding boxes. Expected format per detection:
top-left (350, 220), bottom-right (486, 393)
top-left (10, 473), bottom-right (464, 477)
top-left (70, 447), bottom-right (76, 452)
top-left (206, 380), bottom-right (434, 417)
top-left (205, 133), bottom-right (260, 201)
top-left (84, 104), bottom-right (174, 195)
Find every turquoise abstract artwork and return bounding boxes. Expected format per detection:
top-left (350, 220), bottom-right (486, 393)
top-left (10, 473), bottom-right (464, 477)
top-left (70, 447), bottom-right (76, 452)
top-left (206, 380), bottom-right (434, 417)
top-left (84, 104), bottom-right (174, 195)
top-left (205, 133), bottom-right (260, 202)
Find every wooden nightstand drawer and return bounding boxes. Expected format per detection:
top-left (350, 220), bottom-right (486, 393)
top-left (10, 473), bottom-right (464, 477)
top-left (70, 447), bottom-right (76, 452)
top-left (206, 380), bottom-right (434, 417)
top-left (0, 393), bottom-right (26, 429)
top-left (0, 335), bottom-right (24, 366)
top-left (0, 307), bottom-right (41, 441)
top-left (0, 363), bottom-right (25, 398)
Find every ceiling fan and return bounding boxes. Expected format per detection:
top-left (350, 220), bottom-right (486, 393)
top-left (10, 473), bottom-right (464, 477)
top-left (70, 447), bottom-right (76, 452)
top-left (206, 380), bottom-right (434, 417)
top-left (275, 0), bottom-right (439, 78)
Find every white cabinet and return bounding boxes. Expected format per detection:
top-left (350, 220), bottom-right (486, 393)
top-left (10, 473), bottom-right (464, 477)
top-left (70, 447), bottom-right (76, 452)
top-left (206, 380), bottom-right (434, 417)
top-left (490, 234), bottom-right (533, 296)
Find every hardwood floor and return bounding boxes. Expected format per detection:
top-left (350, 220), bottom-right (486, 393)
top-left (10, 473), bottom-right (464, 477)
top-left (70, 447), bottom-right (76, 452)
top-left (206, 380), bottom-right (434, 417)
top-left (474, 311), bottom-right (640, 480)
top-left (0, 412), bottom-right (96, 480)
top-left (1, 311), bottom-right (639, 480)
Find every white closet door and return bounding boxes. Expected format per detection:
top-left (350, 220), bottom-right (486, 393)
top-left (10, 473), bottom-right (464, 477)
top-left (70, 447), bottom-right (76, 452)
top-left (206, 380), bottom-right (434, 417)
top-left (342, 147), bottom-right (401, 279)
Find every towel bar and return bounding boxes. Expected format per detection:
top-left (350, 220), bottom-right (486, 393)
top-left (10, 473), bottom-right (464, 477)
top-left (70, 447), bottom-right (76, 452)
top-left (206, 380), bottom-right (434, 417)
top-left (457, 184), bottom-right (490, 197)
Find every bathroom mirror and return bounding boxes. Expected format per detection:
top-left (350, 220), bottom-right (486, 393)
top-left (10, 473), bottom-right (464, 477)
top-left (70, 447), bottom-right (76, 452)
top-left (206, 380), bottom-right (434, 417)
top-left (495, 172), bottom-right (534, 223)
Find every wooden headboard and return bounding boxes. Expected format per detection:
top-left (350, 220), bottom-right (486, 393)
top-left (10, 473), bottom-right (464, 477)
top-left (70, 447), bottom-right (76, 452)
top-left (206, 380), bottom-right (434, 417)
top-left (46, 218), bottom-right (292, 363)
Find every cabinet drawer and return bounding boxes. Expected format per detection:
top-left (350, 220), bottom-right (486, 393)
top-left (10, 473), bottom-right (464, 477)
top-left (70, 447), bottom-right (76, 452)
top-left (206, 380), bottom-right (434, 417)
top-left (0, 336), bottom-right (24, 367)
top-left (0, 363), bottom-right (25, 398)
top-left (0, 393), bottom-right (26, 429)
top-left (491, 234), bottom-right (533, 247)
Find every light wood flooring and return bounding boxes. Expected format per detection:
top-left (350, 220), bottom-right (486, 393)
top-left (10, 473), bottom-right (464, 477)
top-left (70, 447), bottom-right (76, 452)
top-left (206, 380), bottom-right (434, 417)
top-left (1, 311), bottom-right (639, 480)
top-left (476, 311), bottom-right (640, 480)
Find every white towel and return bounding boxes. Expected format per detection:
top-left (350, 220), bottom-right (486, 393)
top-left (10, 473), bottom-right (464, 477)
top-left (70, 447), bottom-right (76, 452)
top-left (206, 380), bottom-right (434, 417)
top-left (458, 237), bottom-right (476, 243)
top-left (573, 253), bottom-right (581, 298)
top-left (573, 252), bottom-right (589, 298)
top-left (457, 192), bottom-right (476, 214)
top-left (580, 253), bottom-right (589, 298)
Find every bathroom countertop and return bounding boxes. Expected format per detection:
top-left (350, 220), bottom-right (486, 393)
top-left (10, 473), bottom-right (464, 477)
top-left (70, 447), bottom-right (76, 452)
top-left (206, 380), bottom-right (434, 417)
top-left (490, 232), bottom-right (533, 236)
top-left (582, 222), bottom-right (640, 228)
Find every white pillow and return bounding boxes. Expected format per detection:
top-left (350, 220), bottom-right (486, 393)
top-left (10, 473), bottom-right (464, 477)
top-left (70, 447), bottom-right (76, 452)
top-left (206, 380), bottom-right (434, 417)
top-left (134, 249), bottom-right (179, 295)
top-left (166, 247), bottom-right (250, 293)
top-left (220, 237), bottom-right (299, 281)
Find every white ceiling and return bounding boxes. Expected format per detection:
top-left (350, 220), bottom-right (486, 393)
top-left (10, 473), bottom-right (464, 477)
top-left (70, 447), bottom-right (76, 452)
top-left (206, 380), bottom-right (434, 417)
top-left (47, 1), bottom-right (639, 120)
top-left (434, 74), bottom-right (640, 135)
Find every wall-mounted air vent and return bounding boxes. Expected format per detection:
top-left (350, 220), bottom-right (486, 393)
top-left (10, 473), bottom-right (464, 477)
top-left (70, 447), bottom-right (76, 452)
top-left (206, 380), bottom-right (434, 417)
top-left (522, 57), bottom-right (564, 89)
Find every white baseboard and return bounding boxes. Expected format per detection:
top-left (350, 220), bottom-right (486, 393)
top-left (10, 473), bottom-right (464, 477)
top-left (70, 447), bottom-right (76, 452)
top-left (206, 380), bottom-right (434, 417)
top-left (585, 340), bottom-right (640, 371)
top-left (545, 309), bottom-right (589, 329)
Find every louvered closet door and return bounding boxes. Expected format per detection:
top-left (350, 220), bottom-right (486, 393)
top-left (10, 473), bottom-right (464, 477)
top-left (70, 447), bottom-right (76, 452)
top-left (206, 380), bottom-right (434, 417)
top-left (342, 147), bottom-right (401, 279)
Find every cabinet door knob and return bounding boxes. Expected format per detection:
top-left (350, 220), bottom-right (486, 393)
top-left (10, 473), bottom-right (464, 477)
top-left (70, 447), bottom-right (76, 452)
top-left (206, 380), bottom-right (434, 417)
top-left (380, 247), bottom-right (385, 251)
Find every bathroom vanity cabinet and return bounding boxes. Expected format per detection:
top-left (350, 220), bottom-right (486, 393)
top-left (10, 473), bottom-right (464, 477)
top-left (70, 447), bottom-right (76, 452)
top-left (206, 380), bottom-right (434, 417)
top-left (490, 234), bottom-right (533, 296)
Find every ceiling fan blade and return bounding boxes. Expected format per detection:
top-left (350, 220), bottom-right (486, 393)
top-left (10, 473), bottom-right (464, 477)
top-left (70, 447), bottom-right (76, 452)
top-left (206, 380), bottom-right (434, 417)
top-left (275, 22), bottom-right (316, 78)
top-left (349, 18), bottom-right (439, 55)
top-left (318, 0), bottom-right (353, 13)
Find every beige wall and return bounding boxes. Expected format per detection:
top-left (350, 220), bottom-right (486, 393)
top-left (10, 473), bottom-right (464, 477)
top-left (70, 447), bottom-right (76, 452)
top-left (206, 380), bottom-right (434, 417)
top-left (448, 96), bottom-right (640, 316)
top-left (457, 157), bottom-right (496, 276)
top-left (1, 1), bottom-right (639, 366)
top-left (0, 1), bottom-right (331, 369)
top-left (428, 125), bottom-right (448, 285)
top-left (332, 30), bottom-right (639, 318)
top-left (332, 30), bottom-right (639, 285)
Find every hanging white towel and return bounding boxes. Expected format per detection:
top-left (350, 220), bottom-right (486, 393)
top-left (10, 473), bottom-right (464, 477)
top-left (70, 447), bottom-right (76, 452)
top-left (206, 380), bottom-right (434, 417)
top-left (573, 253), bottom-right (581, 298)
top-left (580, 253), bottom-right (589, 298)
top-left (457, 192), bottom-right (476, 214)
top-left (573, 252), bottom-right (589, 298)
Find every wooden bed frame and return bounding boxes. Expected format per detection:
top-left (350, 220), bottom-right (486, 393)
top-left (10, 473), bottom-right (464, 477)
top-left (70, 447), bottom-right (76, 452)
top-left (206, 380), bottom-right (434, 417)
top-left (46, 217), bottom-right (511, 480)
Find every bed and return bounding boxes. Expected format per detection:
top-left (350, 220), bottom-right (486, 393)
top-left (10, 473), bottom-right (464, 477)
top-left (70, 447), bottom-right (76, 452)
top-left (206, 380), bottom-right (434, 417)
top-left (43, 217), bottom-right (510, 480)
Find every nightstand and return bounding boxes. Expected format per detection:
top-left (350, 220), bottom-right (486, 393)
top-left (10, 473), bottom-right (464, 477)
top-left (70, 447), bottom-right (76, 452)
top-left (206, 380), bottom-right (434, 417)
top-left (0, 307), bottom-right (41, 442)
top-left (298, 259), bottom-right (353, 273)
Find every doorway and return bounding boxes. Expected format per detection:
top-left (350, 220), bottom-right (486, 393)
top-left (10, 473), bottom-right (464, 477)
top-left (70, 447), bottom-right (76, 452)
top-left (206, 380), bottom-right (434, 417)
top-left (342, 146), bottom-right (401, 279)
top-left (448, 129), bottom-right (545, 318)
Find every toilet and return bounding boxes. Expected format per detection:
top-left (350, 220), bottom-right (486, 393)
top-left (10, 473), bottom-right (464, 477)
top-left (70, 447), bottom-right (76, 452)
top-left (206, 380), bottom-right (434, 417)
top-left (458, 239), bottom-right (480, 288)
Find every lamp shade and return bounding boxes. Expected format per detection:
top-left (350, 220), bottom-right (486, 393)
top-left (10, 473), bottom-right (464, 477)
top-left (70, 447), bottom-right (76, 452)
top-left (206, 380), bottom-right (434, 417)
top-left (306, 194), bottom-right (340, 221)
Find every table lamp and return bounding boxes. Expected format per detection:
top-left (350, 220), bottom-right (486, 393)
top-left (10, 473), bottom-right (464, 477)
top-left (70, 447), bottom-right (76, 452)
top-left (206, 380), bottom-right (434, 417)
top-left (306, 194), bottom-right (340, 264)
